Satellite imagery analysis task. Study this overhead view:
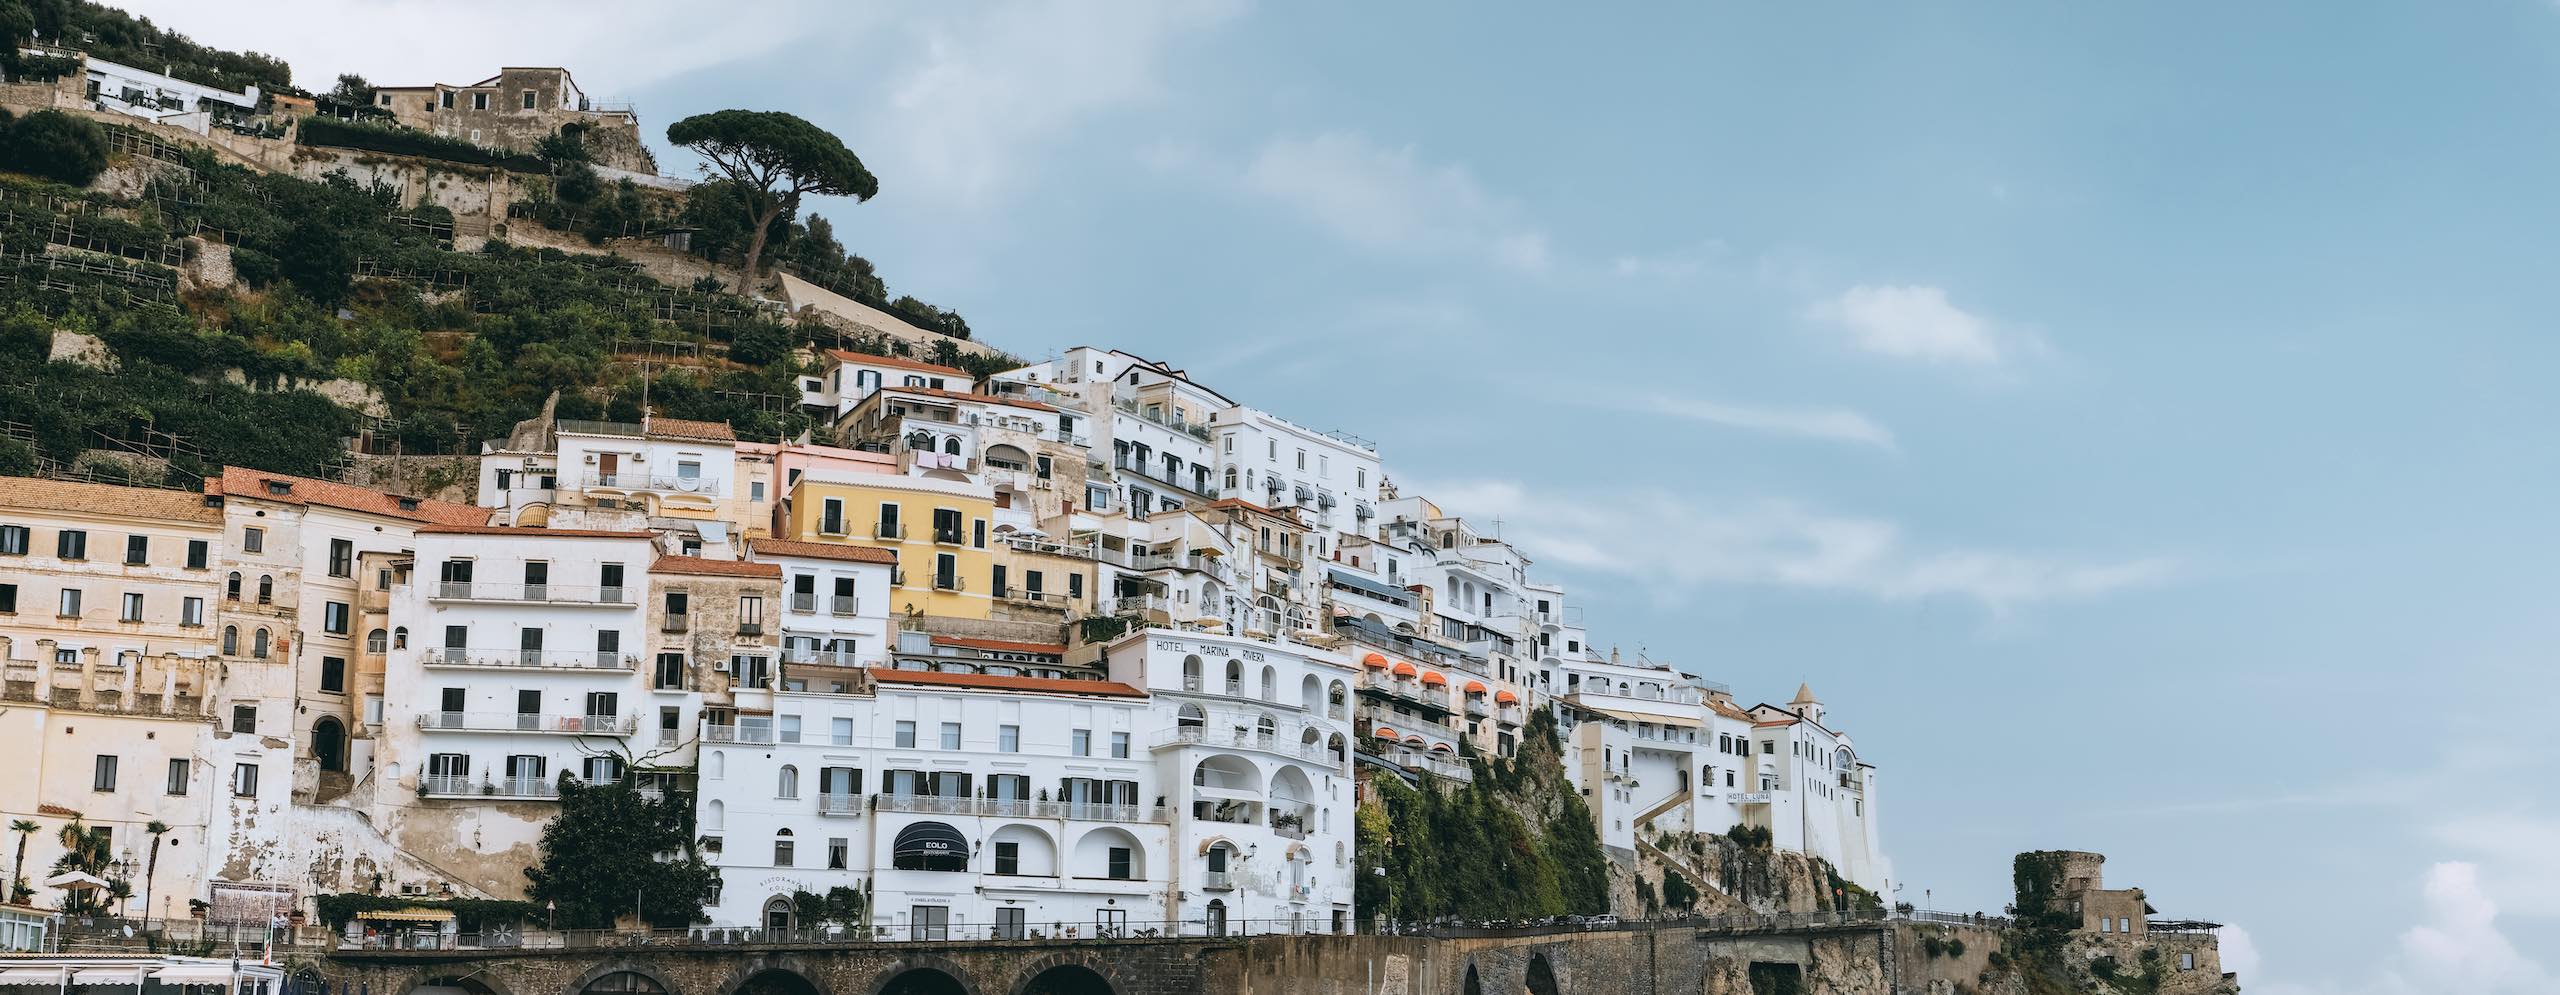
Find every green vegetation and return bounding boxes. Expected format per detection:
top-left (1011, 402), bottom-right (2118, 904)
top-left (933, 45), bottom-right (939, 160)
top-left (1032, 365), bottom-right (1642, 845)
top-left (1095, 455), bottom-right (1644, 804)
top-left (0, 108), bottom-right (109, 185)
top-left (9, 0), bottom-right (290, 93)
top-left (1354, 710), bottom-right (1610, 922)
top-left (47, 817), bottom-right (127, 915)
top-left (666, 109), bottom-right (878, 285)
top-left (523, 776), bottom-right (720, 928)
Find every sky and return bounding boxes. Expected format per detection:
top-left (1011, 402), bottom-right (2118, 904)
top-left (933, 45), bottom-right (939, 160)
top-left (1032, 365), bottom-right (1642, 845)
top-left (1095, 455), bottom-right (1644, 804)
top-left (115, 1), bottom-right (2560, 990)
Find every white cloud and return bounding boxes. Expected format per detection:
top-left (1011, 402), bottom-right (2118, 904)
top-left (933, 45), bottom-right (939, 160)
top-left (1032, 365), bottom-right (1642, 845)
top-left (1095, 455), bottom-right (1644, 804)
top-left (2221, 925), bottom-right (2263, 979)
top-left (1242, 132), bottom-right (1550, 271)
top-left (1808, 284), bottom-right (2023, 366)
top-left (1638, 396), bottom-right (1896, 449)
top-left (2241, 863), bottom-right (2558, 995)
top-left (2432, 813), bottom-right (2560, 917)
top-left (1418, 481), bottom-right (2173, 611)
top-left (876, 0), bottom-right (1244, 209)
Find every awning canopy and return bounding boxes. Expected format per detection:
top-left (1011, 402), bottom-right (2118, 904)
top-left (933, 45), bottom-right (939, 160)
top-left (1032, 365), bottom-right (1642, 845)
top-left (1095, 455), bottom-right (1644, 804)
top-left (1389, 662), bottom-right (1417, 677)
top-left (72, 969), bottom-right (145, 986)
top-left (893, 821), bottom-right (970, 864)
top-left (1495, 690), bottom-right (1520, 705)
top-left (1371, 726), bottom-right (1397, 739)
top-left (1419, 671), bottom-right (1447, 687)
top-left (1463, 680), bottom-right (1488, 695)
top-left (151, 967), bottom-right (240, 985)
top-left (1361, 652), bottom-right (1390, 670)
top-left (356, 909), bottom-right (456, 923)
top-left (44, 870), bottom-right (109, 890)
top-left (1327, 569), bottom-right (1414, 605)
top-left (0, 970), bottom-right (66, 986)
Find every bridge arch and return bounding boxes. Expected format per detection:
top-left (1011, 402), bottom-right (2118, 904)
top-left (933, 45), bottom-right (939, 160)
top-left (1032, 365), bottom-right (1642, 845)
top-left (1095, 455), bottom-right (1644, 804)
top-left (1006, 953), bottom-right (1118, 995)
top-left (398, 966), bottom-right (517, 995)
top-left (1462, 963), bottom-right (1481, 995)
top-left (1525, 952), bottom-right (1560, 995)
top-left (866, 955), bottom-right (982, 995)
top-left (712, 957), bottom-right (828, 995)
top-left (564, 962), bottom-right (682, 995)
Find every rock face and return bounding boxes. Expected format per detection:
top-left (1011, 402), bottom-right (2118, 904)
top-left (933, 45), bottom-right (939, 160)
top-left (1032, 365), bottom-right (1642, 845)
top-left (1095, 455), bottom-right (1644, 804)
top-left (1635, 828), bottom-right (1844, 916)
top-left (47, 329), bottom-right (117, 370)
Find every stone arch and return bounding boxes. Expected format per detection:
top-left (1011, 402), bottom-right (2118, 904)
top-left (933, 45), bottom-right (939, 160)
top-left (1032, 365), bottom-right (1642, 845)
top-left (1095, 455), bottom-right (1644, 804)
top-left (865, 955), bottom-right (982, 995)
top-left (312, 715), bottom-right (348, 772)
top-left (404, 967), bottom-right (515, 995)
top-left (561, 961), bottom-right (680, 995)
top-left (1463, 963), bottom-right (1482, 995)
top-left (1005, 954), bottom-right (1120, 995)
top-left (1525, 952), bottom-right (1560, 995)
top-left (714, 958), bottom-right (826, 995)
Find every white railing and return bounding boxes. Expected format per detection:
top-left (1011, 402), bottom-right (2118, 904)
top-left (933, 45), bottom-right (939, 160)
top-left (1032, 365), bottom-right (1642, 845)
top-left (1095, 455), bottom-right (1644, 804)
top-left (869, 795), bottom-right (1167, 824)
top-left (781, 648), bottom-right (862, 667)
top-left (1006, 535), bottom-right (1101, 559)
top-left (817, 793), bottom-right (862, 815)
top-left (1095, 595), bottom-right (1167, 616)
top-left (1152, 725), bottom-right (1343, 768)
top-left (417, 712), bottom-right (636, 734)
top-left (700, 723), bottom-right (778, 745)
top-left (419, 774), bottom-right (561, 799)
top-left (432, 583), bottom-right (632, 605)
top-left (582, 473), bottom-right (724, 496)
top-left (422, 648), bottom-right (637, 671)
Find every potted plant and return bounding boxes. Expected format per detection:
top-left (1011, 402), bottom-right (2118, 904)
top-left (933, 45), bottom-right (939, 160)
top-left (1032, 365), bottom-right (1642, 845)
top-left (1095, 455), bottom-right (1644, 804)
top-left (188, 899), bottom-right (209, 919)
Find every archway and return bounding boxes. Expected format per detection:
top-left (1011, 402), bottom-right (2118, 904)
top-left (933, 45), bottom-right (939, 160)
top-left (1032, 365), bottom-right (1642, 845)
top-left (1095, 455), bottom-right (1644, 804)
top-left (878, 969), bottom-right (967, 995)
top-left (1463, 964), bottom-right (1481, 995)
top-left (1525, 953), bottom-right (1559, 995)
top-left (735, 969), bottom-right (821, 995)
top-left (578, 971), bottom-right (669, 995)
top-left (312, 716), bottom-right (347, 772)
top-left (412, 973), bottom-right (507, 995)
top-left (1018, 964), bottom-right (1112, 995)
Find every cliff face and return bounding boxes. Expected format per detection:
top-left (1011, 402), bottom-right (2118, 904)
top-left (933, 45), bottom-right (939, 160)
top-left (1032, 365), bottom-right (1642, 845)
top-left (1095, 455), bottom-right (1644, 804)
top-left (1633, 827), bottom-right (1861, 916)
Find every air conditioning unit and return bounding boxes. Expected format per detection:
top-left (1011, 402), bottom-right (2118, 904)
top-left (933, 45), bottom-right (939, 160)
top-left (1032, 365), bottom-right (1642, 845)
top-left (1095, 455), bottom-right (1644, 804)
top-left (398, 883), bottom-right (428, 897)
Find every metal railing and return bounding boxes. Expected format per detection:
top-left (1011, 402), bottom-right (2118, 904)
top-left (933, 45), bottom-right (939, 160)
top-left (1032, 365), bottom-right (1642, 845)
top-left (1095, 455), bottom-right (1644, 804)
top-left (582, 473), bottom-right (724, 496)
top-left (663, 615), bottom-right (690, 633)
top-left (817, 793), bottom-right (862, 815)
top-left (420, 775), bottom-right (560, 799)
top-left (781, 648), bottom-right (863, 667)
top-left (701, 723), bottom-right (777, 744)
top-left (433, 582), bottom-right (631, 605)
top-left (832, 595), bottom-right (858, 615)
top-left (422, 648), bottom-right (637, 671)
top-left (1095, 595), bottom-right (1167, 616)
top-left (869, 794), bottom-right (1168, 824)
top-left (1153, 725), bottom-right (1343, 768)
top-left (874, 522), bottom-right (908, 540)
top-left (417, 712), bottom-right (636, 734)
top-left (1201, 871), bottom-right (1234, 890)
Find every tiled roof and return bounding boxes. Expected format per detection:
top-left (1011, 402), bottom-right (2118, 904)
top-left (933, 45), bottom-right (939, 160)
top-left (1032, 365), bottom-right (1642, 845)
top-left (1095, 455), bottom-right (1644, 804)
top-left (416, 524), bottom-right (652, 538)
top-left (0, 476), bottom-right (221, 524)
top-left (217, 468), bottom-right (488, 526)
top-left (645, 417), bottom-right (736, 442)
top-left (930, 635), bottom-right (1067, 656)
top-left (750, 538), bottom-right (899, 565)
top-left (869, 668), bottom-right (1144, 698)
top-left (652, 555), bottom-right (781, 578)
top-left (825, 349), bottom-right (971, 378)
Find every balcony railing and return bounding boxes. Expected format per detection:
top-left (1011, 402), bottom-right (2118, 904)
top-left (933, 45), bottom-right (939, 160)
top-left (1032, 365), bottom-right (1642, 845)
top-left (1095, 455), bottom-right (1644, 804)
top-left (996, 589), bottom-right (1067, 607)
top-left (830, 595), bottom-right (858, 615)
top-left (583, 473), bottom-right (724, 496)
top-left (662, 614), bottom-right (690, 633)
top-left (817, 793), bottom-right (862, 815)
top-left (1201, 871), bottom-right (1234, 891)
top-left (874, 522), bottom-right (908, 540)
top-left (700, 723), bottom-right (777, 745)
top-left (781, 648), bottom-right (862, 667)
top-left (417, 712), bottom-right (636, 735)
top-left (432, 582), bottom-right (632, 606)
top-left (870, 794), bottom-right (1168, 824)
top-left (1006, 535), bottom-right (1100, 559)
top-left (1111, 397), bottom-right (1215, 441)
top-left (931, 576), bottom-right (966, 592)
top-left (1095, 595), bottom-right (1166, 617)
top-left (422, 648), bottom-right (637, 672)
top-left (420, 775), bottom-right (560, 799)
top-left (1152, 725), bottom-right (1343, 768)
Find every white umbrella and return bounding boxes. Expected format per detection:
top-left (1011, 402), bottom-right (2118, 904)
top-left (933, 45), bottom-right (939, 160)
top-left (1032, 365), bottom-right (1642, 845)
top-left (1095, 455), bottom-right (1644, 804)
top-left (43, 870), bottom-right (110, 891)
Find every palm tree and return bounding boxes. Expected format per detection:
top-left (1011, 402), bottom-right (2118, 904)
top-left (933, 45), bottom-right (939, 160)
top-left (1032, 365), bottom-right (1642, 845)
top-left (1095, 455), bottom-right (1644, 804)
top-left (142, 820), bottom-right (169, 929)
top-left (7, 819), bottom-right (34, 904)
top-left (51, 819), bottom-right (113, 915)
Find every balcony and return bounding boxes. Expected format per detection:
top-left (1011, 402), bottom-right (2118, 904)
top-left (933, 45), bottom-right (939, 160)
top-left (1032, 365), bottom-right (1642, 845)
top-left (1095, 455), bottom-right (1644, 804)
top-left (818, 793), bottom-right (862, 815)
top-left (582, 473), bottom-right (724, 497)
top-left (420, 775), bottom-right (560, 800)
top-left (873, 522), bottom-right (907, 540)
top-left (1006, 535), bottom-right (1100, 560)
top-left (1111, 397), bottom-right (1214, 442)
top-left (1201, 871), bottom-right (1234, 891)
top-left (931, 575), bottom-right (966, 593)
top-left (1095, 594), bottom-right (1167, 617)
top-left (830, 595), bottom-right (858, 616)
top-left (1152, 725), bottom-right (1343, 769)
top-left (662, 614), bottom-right (690, 633)
top-left (417, 712), bottom-right (636, 735)
top-left (421, 648), bottom-right (637, 672)
top-left (1465, 697), bottom-right (1490, 718)
top-left (871, 795), bottom-right (1168, 824)
top-left (700, 723), bottom-right (777, 745)
top-left (781, 647), bottom-right (863, 668)
top-left (736, 622), bottom-right (766, 637)
top-left (431, 582), bottom-right (633, 606)
top-left (1497, 705), bottom-right (1525, 726)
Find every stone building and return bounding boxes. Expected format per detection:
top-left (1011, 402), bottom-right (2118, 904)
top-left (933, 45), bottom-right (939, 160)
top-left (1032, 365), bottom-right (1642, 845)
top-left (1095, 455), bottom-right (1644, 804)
top-left (370, 67), bottom-right (658, 174)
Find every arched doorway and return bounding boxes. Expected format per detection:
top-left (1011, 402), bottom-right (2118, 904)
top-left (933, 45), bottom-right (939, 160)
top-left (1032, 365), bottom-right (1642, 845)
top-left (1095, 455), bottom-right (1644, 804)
top-left (1525, 953), bottom-right (1559, 995)
top-left (581, 972), bottom-right (668, 995)
top-left (1204, 899), bottom-right (1227, 938)
top-left (1019, 964), bottom-right (1112, 995)
top-left (736, 968), bottom-right (821, 995)
top-left (1463, 964), bottom-right (1481, 995)
top-left (311, 717), bottom-right (347, 773)
top-left (878, 969), bottom-right (966, 995)
top-left (763, 895), bottom-right (795, 931)
top-left (412, 975), bottom-right (504, 995)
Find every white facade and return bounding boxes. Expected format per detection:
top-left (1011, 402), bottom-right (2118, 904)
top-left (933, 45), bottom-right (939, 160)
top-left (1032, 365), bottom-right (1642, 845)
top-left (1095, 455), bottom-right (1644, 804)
top-left (81, 56), bottom-right (259, 134)
top-left (1210, 407), bottom-right (1380, 551)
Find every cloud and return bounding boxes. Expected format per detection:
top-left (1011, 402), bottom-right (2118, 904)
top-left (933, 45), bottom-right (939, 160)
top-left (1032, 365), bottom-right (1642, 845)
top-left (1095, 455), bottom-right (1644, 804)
top-left (1242, 132), bottom-right (1550, 271)
top-left (1418, 481), bottom-right (2174, 611)
top-left (1808, 284), bottom-right (2025, 366)
top-left (2431, 812), bottom-right (2560, 917)
top-left (875, 0), bottom-right (1244, 209)
top-left (1637, 396), bottom-right (1896, 449)
top-left (2244, 863), bottom-right (2558, 995)
top-left (2221, 925), bottom-right (2262, 978)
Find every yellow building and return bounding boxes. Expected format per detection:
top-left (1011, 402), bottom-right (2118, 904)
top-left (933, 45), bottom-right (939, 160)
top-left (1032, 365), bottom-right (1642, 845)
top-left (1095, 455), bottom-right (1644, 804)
top-left (780, 471), bottom-right (996, 619)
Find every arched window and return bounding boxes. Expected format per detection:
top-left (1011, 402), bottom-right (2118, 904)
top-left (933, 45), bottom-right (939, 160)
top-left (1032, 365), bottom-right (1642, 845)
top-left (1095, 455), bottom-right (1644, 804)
top-left (777, 764), bottom-right (799, 799)
top-left (225, 572), bottom-right (241, 601)
top-left (1177, 704), bottom-right (1205, 729)
top-left (942, 435), bottom-right (961, 455)
top-left (256, 575), bottom-right (273, 605)
top-left (1255, 715), bottom-right (1277, 742)
top-left (393, 626), bottom-right (409, 649)
top-left (702, 799), bottom-right (725, 831)
top-left (706, 751), bottom-right (726, 780)
top-left (1223, 658), bottom-right (1243, 693)
top-left (1183, 654), bottom-right (1203, 689)
top-left (1224, 467), bottom-right (1238, 491)
top-left (762, 896), bottom-right (793, 931)
top-left (1205, 898), bottom-right (1229, 937)
top-left (221, 626), bottom-right (238, 655)
top-left (365, 629), bottom-right (387, 654)
top-left (252, 628), bottom-right (271, 658)
top-left (1259, 665), bottom-right (1277, 701)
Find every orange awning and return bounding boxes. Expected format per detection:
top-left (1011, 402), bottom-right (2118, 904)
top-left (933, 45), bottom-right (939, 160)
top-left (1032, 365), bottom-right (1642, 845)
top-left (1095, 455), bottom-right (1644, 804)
top-left (1420, 670), bottom-right (1447, 686)
top-left (1390, 662), bottom-right (1417, 677)
top-left (1372, 726), bottom-right (1397, 739)
top-left (1430, 742), bottom-right (1454, 753)
top-left (1361, 652), bottom-right (1390, 669)
top-left (1463, 680), bottom-right (1488, 695)
top-left (1495, 690), bottom-right (1520, 705)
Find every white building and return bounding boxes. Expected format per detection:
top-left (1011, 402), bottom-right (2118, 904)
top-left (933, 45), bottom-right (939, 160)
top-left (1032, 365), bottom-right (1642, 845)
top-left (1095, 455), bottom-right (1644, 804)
top-left (806, 350), bottom-right (973, 417)
top-left (753, 537), bottom-right (897, 671)
top-left (80, 56), bottom-right (260, 134)
top-left (1209, 407), bottom-right (1380, 553)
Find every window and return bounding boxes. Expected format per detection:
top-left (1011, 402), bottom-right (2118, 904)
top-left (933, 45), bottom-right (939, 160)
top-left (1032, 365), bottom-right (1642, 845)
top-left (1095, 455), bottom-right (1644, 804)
top-left (934, 553), bottom-right (957, 590)
top-left (321, 656), bottom-right (346, 693)
top-left (120, 592), bottom-right (143, 622)
top-left (0, 525), bottom-right (25, 555)
top-left (821, 498), bottom-right (846, 534)
top-left (2179, 954), bottom-right (2195, 971)
top-left (471, 91), bottom-right (488, 110)
top-left (828, 837), bottom-right (849, 870)
top-left (328, 538), bottom-right (354, 578)
top-left (737, 596), bottom-right (764, 634)
top-left (521, 90), bottom-right (536, 109)
top-left (241, 527), bottom-right (262, 553)
top-left (221, 626), bottom-right (238, 655)
top-left (1111, 731), bottom-right (1130, 758)
top-left (232, 763), bottom-right (259, 797)
top-left (257, 575), bottom-right (272, 604)
top-left (58, 588), bottom-right (81, 618)
top-left (58, 529), bottom-right (87, 560)
top-left (182, 597), bottom-right (203, 627)
top-left (939, 722), bottom-right (961, 750)
top-left (125, 534), bottom-right (149, 565)
top-left (777, 765), bottom-right (799, 798)
top-left (933, 508), bottom-right (963, 544)
top-left (1107, 847), bottom-right (1134, 880)
top-left (93, 755), bottom-right (118, 791)
top-left (895, 721), bottom-right (916, 748)
top-left (324, 601), bottom-right (350, 635)
top-left (999, 724), bottom-right (1020, 752)
top-left (0, 583), bottom-right (18, 614)
top-left (166, 758), bottom-right (189, 795)
top-left (912, 905), bottom-right (950, 941)
top-left (655, 653), bottom-right (686, 690)
top-left (993, 841), bottom-right (1020, 875)
top-left (773, 831), bottom-right (795, 867)
top-left (1072, 729), bottom-right (1091, 756)
top-left (973, 519), bottom-right (987, 548)
top-left (995, 907), bottom-right (1026, 939)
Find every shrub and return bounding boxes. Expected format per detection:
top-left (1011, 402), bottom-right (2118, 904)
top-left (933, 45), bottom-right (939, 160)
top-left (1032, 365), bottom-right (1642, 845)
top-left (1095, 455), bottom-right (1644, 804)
top-left (0, 110), bottom-right (111, 185)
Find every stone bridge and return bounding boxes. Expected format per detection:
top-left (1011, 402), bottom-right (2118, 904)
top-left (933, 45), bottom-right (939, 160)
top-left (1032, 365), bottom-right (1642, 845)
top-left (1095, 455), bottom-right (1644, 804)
top-left (314, 917), bottom-right (1973, 995)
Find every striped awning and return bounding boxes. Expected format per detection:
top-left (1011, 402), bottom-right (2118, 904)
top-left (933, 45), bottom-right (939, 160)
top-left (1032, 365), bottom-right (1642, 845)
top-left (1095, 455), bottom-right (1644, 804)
top-left (0, 970), bottom-right (67, 986)
top-left (356, 909), bottom-right (456, 923)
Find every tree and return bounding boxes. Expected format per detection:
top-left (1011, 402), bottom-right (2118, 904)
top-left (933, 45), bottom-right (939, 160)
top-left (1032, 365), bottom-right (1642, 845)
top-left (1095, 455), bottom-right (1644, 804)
top-left (50, 817), bottom-right (122, 915)
top-left (325, 73), bottom-right (373, 107)
top-left (7, 819), bottom-right (33, 905)
top-left (524, 775), bottom-right (721, 928)
top-left (665, 110), bottom-right (877, 287)
top-left (0, 109), bottom-right (109, 185)
top-left (141, 820), bottom-right (169, 928)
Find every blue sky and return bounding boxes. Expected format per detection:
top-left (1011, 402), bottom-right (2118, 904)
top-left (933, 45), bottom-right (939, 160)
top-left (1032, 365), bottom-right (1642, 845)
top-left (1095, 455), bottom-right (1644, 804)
top-left (151, 1), bottom-right (2560, 988)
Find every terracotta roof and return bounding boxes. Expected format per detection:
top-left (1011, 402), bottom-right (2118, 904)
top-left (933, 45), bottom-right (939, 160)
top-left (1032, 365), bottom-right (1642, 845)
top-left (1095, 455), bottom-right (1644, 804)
top-left (1708, 699), bottom-right (1756, 722)
top-left (869, 668), bottom-right (1143, 698)
top-left (0, 476), bottom-right (221, 524)
top-left (930, 635), bottom-right (1067, 656)
top-left (416, 524), bottom-right (651, 538)
top-left (652, 555), bottom-right (780, 578)
top-left (750, 538), bottom-right (899, 565)
top-left (1753, 717), bottom-right (1800, 727)
top-left (826, 349), bottom-right (971, 378)
top-left (645, 417), bottom-right (736, 442)
top-left (217, 467), bottom-right (488, 526)
top-left (880, 385), bottom-right (1057, 413)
